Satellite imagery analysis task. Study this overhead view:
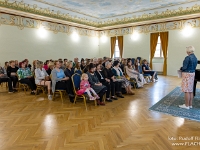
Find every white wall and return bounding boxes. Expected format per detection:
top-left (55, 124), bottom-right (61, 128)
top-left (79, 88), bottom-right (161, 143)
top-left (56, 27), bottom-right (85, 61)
top-left (0, 25), bottom-right (99, 65)
top-left (99, 36), bottom-right (110, 57)
top-left (168, 28), bottom-right (200, 76)
top-left (123, 34), bottom-right (150, 60)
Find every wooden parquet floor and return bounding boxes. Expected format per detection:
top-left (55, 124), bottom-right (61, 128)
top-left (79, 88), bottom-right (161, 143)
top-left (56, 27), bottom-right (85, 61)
top-left (0, 76), bottom-right (200, 150)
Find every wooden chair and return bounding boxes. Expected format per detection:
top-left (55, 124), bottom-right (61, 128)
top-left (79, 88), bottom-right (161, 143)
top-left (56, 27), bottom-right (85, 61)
top-left (16, 74), bottom-right (29, 94)
top-left (50, 74), bottom-right (67, 103)
top-left (35, 76), bottom-right (47, 99)
top-left (138, 66), bottom-right (150, 82)
top-left (72, 73), bottom-right (97, 110)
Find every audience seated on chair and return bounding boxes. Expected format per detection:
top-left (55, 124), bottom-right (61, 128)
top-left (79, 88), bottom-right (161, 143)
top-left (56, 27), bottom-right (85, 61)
top-left (7, 60), bottom-right (18, 90)
top-left (46, 62), bottom-right (54, 75)
top-left (43, 60), bottom-right (49, 71)
top-left (126, 59), bottom-right (147, 88)
top-left (35, 61), bottom-right (52, 100)
top-left (96, 63), bottom-right (119, 102)
top-left (0, 66), bottom-right (14, 93)
top-left (103, 61), bottom-right (124, 98)
top-left (112, 61), bottom-right (135, 95)
top-left (86, 63), bottom-right (107, 106)
top-left (3, 61), bottom-right (9, 73)
top-left (77, 73), bottom-right (100, 100)
top-left (142, 59), bottom-right (158, 82)
top-left (51, 60), bottom-right (74, 103)
top-left (80, 58), bottom-right (86, 71)
top-left (74, 62), bottom-right (82, 75)
top-left (17, 61), bottom-right (36, 94)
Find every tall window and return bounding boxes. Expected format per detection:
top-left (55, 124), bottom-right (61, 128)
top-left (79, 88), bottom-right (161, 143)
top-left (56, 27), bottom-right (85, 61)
top-left (154, 36), bottom-right (163, 58)
top-left (113, 39), bottom-right (120, 58)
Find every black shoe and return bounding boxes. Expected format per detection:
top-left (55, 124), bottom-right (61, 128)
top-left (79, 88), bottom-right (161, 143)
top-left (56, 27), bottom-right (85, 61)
top-left (69, 94), bottom-right (75, 98)
top-left (8, 90), bottom-right (14, 93)
top-left (106, 99), bottom-right (113, 102)
top-left (30, 91), bottom-right (35, 95)
top-left (13, 89), bottom-right (18, 92)
top-left (116, 94), bottom-right (124, 98)
top-left (111, 96), bottom-right (118, 100)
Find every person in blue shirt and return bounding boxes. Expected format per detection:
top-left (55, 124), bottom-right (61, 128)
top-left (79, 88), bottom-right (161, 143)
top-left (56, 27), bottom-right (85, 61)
top-left (179, 46), bottom-right (198, 109)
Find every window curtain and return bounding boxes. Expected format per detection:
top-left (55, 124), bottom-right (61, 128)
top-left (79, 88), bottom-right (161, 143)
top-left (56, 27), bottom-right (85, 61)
top-left (110, 37), bottom-right (116, 58)
top-left (118, 36), bottom-right (123, 58)
top-left (160, 32), bottom-right (168, 76)
top-left (150, 33), bottom-right (159, 68)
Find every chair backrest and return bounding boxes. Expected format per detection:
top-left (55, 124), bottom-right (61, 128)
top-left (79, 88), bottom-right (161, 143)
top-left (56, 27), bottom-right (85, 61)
top-left (131, 58), bottom-right (135, 65)
top-left (72, 73), bottom-right (81, 94)
top-left (75, 69), bottom-right (82, 75)
top-left (138, 66), bottom-right (143, 74)
top-left (137, 57), bottom-right (142, 62)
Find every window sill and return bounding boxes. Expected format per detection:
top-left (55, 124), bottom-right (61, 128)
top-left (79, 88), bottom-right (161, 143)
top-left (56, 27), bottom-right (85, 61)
top-left (153, 57), bottom-right (164, 59)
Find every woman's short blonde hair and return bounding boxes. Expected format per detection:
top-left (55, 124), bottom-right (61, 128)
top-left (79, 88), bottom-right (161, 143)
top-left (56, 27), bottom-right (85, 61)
top-left (186, 46), bottom-right (195, 53)
top-left (66, 61), bottom-right (73, 68)
top-left (36, 61), bottom-right (43, 68)
top-left (48, 62), bottom-right (54, 68)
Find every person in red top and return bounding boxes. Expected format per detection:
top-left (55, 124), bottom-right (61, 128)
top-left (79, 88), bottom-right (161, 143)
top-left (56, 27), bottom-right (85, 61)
top-left (77, 73), bottom-right (100, 100)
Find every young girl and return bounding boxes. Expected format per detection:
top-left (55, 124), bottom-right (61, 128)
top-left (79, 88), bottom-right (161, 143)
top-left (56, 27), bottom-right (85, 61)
top-left (77, 73), bottom-right (100, 100)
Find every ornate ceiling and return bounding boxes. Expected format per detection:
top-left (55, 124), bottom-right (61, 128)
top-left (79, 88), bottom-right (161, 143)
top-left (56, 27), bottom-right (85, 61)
top-left (0, 0), bottom-right (200, 29)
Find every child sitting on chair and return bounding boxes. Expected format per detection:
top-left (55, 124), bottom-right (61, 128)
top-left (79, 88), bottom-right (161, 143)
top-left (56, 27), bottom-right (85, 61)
top-left (77, 73), bottom-right (100, 100)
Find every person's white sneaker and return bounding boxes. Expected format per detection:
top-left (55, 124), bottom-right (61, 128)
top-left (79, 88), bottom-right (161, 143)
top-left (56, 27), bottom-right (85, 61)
top-left (179, 104), bottom-right (189, 109)
top-left (48, 95), bottom-right (52, 100)
top-left (189, 106), bottom-right (192, 109)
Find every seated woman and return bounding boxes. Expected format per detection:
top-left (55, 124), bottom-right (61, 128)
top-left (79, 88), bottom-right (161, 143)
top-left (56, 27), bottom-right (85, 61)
top-left (0, 66), bottom-right (14, 93)
top-left (64, 61), bottom-right (75, 96)
top-left (3, 62), bottom-right (9, 73)
top-left (125, 59), bottom-right (147, 88)
top-left (17, 61), bottom-right (36, 94)
top-left (95, 64), bottom-right (115, 102)
top-left (51, 61), bottom-right (74, 103)
top-left (112, 61), bottom-right (135, 95)
top-left (46, 62), bottom-right (54, 75)
top-left (80, 58), bottom-right (86, 70)
top-left (43, 60), bottom-right (49, 70)
top-left (35, 61), bottom-right (52, 100)
top-left (74, 62), bottom-right (82, 75)
top-left (7, 60), bottom-right (18, 90)
top-left (103, 61), bottom-right (124, 98)
top-left (86, 64), bottom-right (107, 105)
top-left (142, 59), bottom-right (158, 82)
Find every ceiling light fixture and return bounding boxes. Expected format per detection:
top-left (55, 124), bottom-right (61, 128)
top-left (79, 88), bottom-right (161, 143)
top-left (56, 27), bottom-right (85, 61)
top-left (182, 25), bottom-right (193, 37)
top-left (71, 31), bottom-right (79, 42)
top-left (37, 26), bottom-right (48, 39)
top-left (100, 35), bottom-right (107, 43)
top-left (131, 31), bottom-right (139, 41)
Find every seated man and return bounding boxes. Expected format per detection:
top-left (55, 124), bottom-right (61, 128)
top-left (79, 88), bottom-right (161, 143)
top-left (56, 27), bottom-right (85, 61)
top-left (0, 66), bottom-right (14, 93)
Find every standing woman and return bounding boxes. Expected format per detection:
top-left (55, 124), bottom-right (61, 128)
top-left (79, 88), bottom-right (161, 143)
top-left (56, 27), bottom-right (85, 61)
top-left (179, 46), bottom-right (198, 109)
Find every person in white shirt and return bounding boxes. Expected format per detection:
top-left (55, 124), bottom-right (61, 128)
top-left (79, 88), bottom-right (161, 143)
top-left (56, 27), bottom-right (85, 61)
top-left (126, 59), bottom-right (147, 87)
top-left (35, 61), bottom-right (52, 100)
